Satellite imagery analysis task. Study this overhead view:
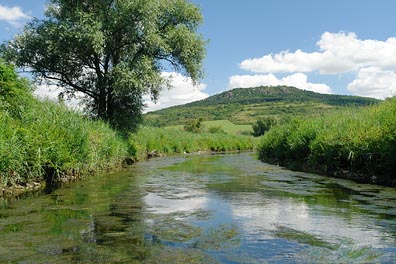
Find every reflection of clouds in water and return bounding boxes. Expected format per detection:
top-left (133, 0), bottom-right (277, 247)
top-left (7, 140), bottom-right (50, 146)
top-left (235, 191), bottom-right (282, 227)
top-left (229, 194), bottom-right (309, 233)
top-left (144, 192), bottom-right (208, 215)
top-left (229, 194), bottom-right (395, 247)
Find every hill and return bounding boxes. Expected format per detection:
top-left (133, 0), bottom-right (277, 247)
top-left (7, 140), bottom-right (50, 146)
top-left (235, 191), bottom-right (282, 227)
top-left (144, 86), bottom-right (379, 126)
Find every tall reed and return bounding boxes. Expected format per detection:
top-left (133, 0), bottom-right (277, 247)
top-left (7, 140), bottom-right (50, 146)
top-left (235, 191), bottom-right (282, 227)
top-left (258, 99), bottom-right (396, 185)
top-left (129, 126), bottom-right (258, 161)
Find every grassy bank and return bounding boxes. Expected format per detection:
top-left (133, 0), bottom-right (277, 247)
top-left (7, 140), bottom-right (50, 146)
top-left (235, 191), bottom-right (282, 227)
top-left (129, 126), bottom-right (258, 161)
top-left (258, 99), bottom-right (396, 185)
top-left (0, 62), bottom-right (128, 195)
top-left (1, 62), bottom-right (259, 196)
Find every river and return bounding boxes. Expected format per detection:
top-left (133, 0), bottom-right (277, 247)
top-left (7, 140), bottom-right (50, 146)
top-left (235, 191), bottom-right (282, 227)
top-left (1, 153), bottom-right (396, 263)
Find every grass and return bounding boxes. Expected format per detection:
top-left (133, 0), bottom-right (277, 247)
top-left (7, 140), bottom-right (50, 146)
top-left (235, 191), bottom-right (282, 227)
top-left (0, 99), bottom-right (129, 189)
top-left (203, 120), bottom-right (252, 135)
top-left (166, 120), bottom-right (252, 135)
top-left (258, 99), bottom-right (396, 185)
top-left (129, 126), bottom-right (258, 161)
top-left (0, 62), bottom-right (128, 191)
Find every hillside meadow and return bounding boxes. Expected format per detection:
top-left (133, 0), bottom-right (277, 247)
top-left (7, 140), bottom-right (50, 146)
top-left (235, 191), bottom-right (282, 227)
top-left (144, 86), bottom-right (378, 126)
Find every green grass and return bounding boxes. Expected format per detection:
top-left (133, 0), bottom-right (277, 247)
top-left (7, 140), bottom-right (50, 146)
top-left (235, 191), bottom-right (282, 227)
top-left (203, 120), bottom-right (252, 135)
top-left (0, 99), bottom-right (129, 188)
top-left (258, 99), bottom-right (396, 185)
top-left (129, 126), bottom-right (258, 161)
top-left (0, 62), bottom-right (128, 190)
top-left (166, 120), bottom-right (252, 135)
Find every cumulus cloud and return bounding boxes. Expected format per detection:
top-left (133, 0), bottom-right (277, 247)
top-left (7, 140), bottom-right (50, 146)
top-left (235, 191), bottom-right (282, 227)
top-left (241, 32), bottom-right (396, 75)
top-left (144, 72), bottom-right (209, 112)
top-left (229, 73), bottom-right (332, 94)
top-left (0, 5), bottom-right (30, 26)
top-left (239, 32), bottom-right (396, 98)
top-left (347, 67), bottom-right (396, 99)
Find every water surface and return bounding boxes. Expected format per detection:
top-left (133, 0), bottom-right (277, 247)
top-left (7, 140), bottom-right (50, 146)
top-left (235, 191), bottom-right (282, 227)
top-left (1, 153), bottom-right (396, 263)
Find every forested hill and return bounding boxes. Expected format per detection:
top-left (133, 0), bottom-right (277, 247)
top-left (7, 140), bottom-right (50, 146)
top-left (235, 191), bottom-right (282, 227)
top-left (192, 86), bottom-right (378, 106)
top-left (144, 86), bottom-right (379, 126)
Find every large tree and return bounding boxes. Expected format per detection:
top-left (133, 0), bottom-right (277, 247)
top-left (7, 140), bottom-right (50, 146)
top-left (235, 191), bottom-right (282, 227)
top-left (2, 0), bottom-right (205, 131)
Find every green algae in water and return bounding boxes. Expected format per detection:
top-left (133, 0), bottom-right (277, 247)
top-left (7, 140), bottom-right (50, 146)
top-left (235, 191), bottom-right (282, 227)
top-left (271, 225), bottom-right (338, 250)
top-left (144, 247), bottom-right (220, 264)
top-left (1, 153), bottom-right (396, 263)
top-left (193, 224), bottom-right (241, 250)
top-left (146, 217), bottom-right (202, 243)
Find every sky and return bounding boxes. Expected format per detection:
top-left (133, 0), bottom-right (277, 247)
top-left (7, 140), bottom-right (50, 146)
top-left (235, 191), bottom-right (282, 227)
top-left (1, 0), bottom-right (396, 112)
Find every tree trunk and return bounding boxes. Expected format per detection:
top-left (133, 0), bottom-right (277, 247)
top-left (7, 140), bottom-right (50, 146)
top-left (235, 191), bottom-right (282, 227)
top-left (97, 84), bottom-right (107, 120)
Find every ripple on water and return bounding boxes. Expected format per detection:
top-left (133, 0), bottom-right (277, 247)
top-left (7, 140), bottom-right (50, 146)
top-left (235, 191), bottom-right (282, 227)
top-left (1, 152), bottom-right (396, 263)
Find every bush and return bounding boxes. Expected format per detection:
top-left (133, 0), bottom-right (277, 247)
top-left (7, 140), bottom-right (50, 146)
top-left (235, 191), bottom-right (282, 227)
top-left (252, 117), bottom-right (277, 137)
top-left (184, 118), bottom-right (205, 133)
top-left (207, 126), bottom-right (225, 134)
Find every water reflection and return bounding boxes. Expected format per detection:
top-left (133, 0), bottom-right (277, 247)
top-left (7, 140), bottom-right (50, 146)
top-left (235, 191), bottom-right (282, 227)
top-left (1, 153), bottom-right (396, 263)
top-left (144, 192), bottom-right (208, 215)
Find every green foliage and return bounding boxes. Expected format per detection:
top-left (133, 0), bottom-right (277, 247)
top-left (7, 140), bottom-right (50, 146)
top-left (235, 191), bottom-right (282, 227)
top-left (258, 99), bottom-right (396, 185)
top-left (184, 117), bottom-right (204, 133)
top-left (252, 117), bottom-right (277, 137)
top-left (129, 127), bottom-right (258, 161)
top-left (0, 61), bottom-right (33, 118)
top-left (170, 120), bottom-right (251, 135)
top-left (3, 0), bottom-right (206, 132)
top-left (144, 86), bottom-right (378, 126)
top-left (207, 126), bottom-right (225, 134)
top-left (0, 99), bottom-right (128, 188)
top-left (0, 62), bottom-right (128, 189)
top-left (202, 120), bottom-right (252, 135)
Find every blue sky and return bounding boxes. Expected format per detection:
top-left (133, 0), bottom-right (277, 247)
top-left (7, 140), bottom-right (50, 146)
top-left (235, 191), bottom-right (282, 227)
top-left (1, 0), bottom-right (396, 111)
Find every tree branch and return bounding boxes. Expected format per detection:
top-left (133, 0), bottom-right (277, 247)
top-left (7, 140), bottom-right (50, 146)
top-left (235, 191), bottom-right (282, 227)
top-left (40, 71), bottom-right (99, 99)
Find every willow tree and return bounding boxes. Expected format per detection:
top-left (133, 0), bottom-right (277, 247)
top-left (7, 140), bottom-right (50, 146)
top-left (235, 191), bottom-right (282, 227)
top-left (3, 0), bottom-right (205, 131)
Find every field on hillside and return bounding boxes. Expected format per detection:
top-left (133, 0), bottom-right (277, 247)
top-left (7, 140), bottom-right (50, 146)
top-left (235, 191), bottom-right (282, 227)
top-left (166, 120), bottom-right (252, 135)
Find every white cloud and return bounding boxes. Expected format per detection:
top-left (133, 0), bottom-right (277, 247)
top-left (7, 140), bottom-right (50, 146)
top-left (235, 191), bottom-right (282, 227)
top-left (239, 32), bottom-right (396, 98)
top-left (0, 5), bottom-right (30, 26)
top-left (33, 84), bottom-right (60, 101)
top-left (241, 32), bottom-right (396, 75)
top-left (33, 84), bottom-right (83, 109)
top-left (347, 67), bottom-right (396, 99)
top-left (144, 72), bottom-right (209, 112)
top-left (229, 73), bottom-right (332, 94)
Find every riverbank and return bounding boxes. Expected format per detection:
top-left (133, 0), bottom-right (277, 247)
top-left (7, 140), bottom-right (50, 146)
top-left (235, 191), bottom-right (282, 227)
top-left (1, 62), bottom-right (259, 197)
top-left (0, 62), bottom-right (122, 197)
top-left (1, 117), bottom-right (257, 198)
top-left (258, 98), bottom-right (396, 186)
